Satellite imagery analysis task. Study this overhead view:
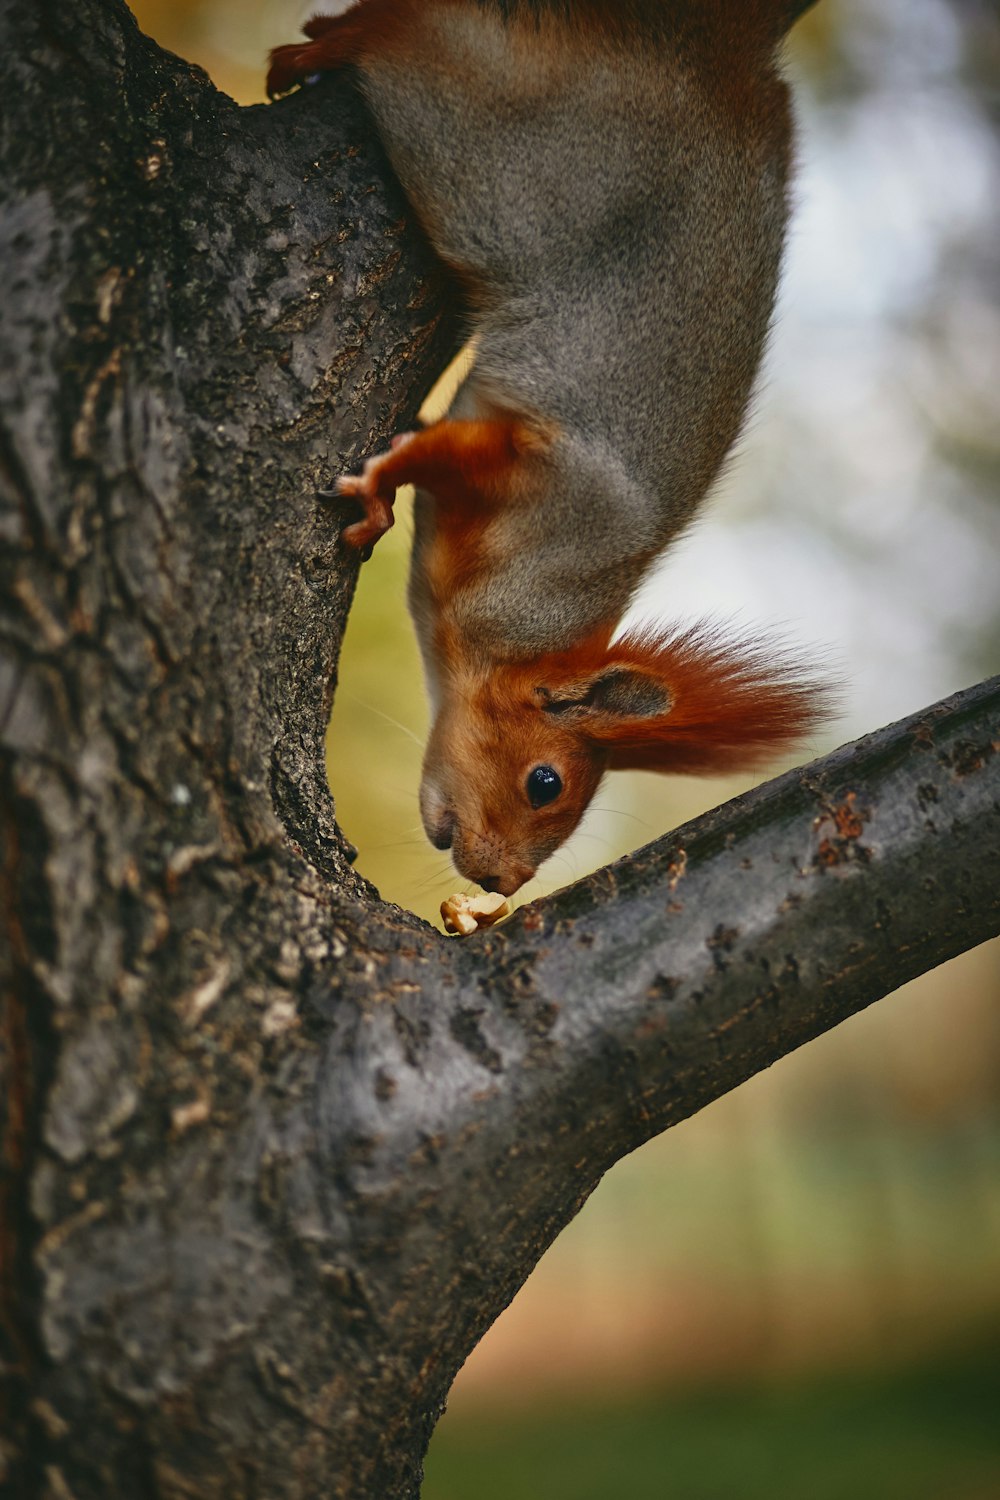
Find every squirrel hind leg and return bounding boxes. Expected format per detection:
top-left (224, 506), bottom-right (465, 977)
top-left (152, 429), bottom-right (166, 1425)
top-left (266, 43), bottom-right (322, 97)
top-left (267, 1), bottom-right (407, 98)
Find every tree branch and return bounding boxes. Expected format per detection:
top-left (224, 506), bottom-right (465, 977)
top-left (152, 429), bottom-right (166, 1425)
top-left (2, 3), bottom-right (998, 1498)
top-left (271, 675), bottom-right (998, 1499)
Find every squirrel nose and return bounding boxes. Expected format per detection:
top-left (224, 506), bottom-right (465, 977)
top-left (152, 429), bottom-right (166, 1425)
top-left (429, 811), bottom-right (455, 851)
top-left (484, 867), bottom-right (534, 897)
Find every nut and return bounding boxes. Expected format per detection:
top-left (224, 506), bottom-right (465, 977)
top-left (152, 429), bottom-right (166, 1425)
top-left (441, 890), bottom-right (510, 935)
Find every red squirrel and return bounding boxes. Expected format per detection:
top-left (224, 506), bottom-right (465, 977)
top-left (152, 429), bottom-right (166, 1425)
top-left (269, 0), bottom-right (827, 898)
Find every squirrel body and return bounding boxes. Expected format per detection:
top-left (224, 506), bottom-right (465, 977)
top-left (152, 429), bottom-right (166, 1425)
top-left (269, 0), bottom-right (826, 897)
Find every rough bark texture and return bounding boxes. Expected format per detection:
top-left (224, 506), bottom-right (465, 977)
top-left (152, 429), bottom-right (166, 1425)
top-left (1, 2), bottom-right (998, 1497)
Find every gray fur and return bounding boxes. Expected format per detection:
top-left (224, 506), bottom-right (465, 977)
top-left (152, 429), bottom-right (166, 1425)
top-left (356, 4), bottom-right (792, 660)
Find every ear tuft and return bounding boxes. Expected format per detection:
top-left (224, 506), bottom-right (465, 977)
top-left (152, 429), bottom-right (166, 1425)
top-left (546, 623), bottom-right (835, 778)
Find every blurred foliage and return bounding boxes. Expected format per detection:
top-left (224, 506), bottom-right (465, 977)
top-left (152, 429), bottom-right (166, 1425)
top-left (424, 1341), bottom-right (1000, 1500)
top-left (129, 0), bottom-right (299, 103)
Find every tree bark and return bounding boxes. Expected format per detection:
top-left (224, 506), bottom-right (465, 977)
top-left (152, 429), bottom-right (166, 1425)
top-left (1, 2), bottom-right (998, 1497)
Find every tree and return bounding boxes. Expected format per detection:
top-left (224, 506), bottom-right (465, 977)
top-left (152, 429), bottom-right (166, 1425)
top-left (1, 2), bottom-right (998, 1496)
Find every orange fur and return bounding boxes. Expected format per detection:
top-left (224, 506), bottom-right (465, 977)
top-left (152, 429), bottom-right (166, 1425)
top-left (419, 624), bottom-right (827, 894)
top-left (334, 416), bottom-right (549, 553)
top-left (536, 625), bottom-right (827, 774)
top-left (420, 419), bottom-right (556, 596)
top-left (391, 417), bottom-right (546, 506)
top-left (420, 656), bottom-right (607, 894)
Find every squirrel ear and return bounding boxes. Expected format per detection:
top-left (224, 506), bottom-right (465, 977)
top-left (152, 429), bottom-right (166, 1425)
top-left (538, 666), bottom-right (671, 724)
top-left (540, 626), bottom-right (831, 777)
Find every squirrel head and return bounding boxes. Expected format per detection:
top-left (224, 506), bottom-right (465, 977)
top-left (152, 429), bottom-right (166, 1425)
top-left (420, 680), bottom-right (606, 898)
top-left (420, 626), bottom-right (829, 897)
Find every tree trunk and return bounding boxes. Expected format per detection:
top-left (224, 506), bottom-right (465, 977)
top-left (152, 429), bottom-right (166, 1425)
top-left (1, 2), bottom-right (998, 1496)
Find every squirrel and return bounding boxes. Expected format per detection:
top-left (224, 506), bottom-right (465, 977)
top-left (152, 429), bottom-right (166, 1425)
top-left (268, 0), bottom-right (827, 898)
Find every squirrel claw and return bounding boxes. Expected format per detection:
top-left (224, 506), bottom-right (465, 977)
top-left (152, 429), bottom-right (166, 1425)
top-left (314, 481), bottom-right (388, 556)
top-left (316, 432), bottom-right (416, 555)
top-left (341, 507), bottom-right (394, 553)
top-left (333, 447), bottom-right (405, 555)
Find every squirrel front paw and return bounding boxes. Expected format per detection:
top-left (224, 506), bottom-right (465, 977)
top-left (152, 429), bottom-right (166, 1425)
top-left (321, 434), bottom-right (416, 556)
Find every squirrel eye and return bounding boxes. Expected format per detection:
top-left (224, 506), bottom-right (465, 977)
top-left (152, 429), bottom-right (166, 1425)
top-left (526, 764), bottom-right (563, 809)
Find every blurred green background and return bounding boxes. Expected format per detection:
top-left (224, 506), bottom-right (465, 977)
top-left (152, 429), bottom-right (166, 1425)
top-left (131, 1), bottom-right (1000, 1493)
